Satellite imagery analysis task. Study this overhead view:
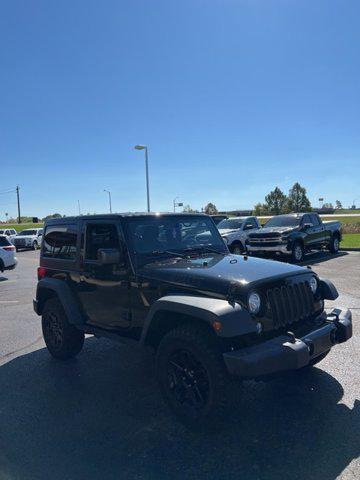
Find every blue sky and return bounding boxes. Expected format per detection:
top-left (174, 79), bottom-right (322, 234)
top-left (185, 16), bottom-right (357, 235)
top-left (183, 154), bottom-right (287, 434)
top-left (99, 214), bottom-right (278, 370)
top-left (0, 0), bottom-right (359, 218)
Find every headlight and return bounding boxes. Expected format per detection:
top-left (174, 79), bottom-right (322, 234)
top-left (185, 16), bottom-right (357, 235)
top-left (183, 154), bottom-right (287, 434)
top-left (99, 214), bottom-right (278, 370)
top-left (309, 276), bottom-right (318, 294)
top-left (248, 292), bottom-right (261, 315)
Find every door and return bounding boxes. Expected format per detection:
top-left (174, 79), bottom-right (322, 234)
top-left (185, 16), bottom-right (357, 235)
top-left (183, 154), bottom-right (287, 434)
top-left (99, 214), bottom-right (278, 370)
top-left (301, 214), bottom-right (318, 248)
top-left (76, 221), bottom-right (131, 330)
top-left (309, 213), bottom-right (325, 246)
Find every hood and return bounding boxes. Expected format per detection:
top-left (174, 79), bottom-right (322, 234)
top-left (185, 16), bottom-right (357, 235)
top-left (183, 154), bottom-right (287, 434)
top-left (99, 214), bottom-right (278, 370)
top-left (250, 226), bottom-right (297, 236)
top-left (139, 254), bottom-right (309, 297)
top-left (15, 235), bottom-right (35, 239)
top-left (219, 228), bottom-right (239, 236)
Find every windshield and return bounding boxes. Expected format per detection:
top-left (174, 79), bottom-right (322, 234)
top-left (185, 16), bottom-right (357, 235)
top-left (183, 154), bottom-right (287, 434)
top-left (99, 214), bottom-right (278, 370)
top-left (124, 216), bottom-right (227, 266)
top-left (265, 216), bottom-right (301, 227)
top-left (0, 230), bottom-right (4, 234)
top-left (18, 229), bottom-right (37, 235)
top-left (217, 218), bottom-right (244, 230)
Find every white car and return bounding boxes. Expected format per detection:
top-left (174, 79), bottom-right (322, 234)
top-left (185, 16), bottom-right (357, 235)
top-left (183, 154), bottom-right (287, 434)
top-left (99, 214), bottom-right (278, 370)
top-left (0, 235), bottom-right (17, 272)
top-left (13, 228), bottom-right (43, 251)
top-left (217, 216), bottom-right (261, 254)
top-left (0, 228), bottom-right (17, 243)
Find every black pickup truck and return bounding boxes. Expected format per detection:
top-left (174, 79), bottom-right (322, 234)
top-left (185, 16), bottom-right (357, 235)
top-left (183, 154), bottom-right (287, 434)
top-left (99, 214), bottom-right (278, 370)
top-left (246, 213), bottom-right (342, 262)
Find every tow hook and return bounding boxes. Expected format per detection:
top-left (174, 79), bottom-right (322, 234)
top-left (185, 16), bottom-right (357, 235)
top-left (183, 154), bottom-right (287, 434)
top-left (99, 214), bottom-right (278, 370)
top-left (286, 331), bottom-right (296, 344)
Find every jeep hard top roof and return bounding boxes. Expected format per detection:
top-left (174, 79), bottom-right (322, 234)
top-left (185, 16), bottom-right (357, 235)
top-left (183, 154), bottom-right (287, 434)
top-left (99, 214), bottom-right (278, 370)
top-left (44, 212), bottom-right (208, 226)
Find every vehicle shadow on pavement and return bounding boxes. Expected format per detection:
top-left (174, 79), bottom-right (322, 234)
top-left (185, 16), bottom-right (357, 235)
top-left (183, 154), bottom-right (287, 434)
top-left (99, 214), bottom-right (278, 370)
top-left (0, 338), bottom-right (359, 480)
top-left (299, 251), bottom-right (348, 266)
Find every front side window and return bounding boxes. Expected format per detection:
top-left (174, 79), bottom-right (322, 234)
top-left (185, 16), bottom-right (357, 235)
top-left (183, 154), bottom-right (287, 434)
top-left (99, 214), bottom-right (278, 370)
top-left (43, 225), bottom-right (77, 259)
top-left (85, 223), bottom-right (120, 261)
top-left (310, 214), bottom-right (320, 226)
top-left (124, 215), bottom-right (227, 266)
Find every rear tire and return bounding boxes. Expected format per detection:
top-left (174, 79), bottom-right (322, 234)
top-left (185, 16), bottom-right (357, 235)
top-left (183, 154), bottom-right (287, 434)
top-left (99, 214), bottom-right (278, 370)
top-left (42, 298), bottom-right (84, 360)
top-left (156, 324), bottom-right (228, 426)
top-left (328, 235), bottom-right (340, 254)
top-left (32, 241), bottom-right (38, 250)
top-left (291, 241), bottom-right (304, 263)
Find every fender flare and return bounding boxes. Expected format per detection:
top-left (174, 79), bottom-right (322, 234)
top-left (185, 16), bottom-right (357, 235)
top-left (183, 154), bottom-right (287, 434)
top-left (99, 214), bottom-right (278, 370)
top-left (140, 295), bottom-right (258, 345)
top-left (36, 277), bottom-right (85, 325)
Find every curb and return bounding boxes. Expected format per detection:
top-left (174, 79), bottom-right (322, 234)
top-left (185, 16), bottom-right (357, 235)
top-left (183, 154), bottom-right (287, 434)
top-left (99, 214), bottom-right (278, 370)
top-left (340, 248), bottom-right (360, 252)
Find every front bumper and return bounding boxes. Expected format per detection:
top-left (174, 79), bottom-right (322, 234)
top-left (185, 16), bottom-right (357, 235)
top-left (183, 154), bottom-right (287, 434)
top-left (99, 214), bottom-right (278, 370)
top-left (223, 308), bottom-right (352, 378)
top-left (246, 243), bottom-right (290, 254)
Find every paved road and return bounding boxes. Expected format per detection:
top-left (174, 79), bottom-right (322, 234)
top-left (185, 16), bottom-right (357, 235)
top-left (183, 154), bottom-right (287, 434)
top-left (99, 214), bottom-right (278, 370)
top-left (0, 250), bottom-right (359, 480)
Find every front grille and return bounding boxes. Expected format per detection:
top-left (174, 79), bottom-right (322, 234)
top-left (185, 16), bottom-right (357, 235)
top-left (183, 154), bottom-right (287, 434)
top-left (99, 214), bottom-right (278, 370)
top-left (266, 281), bottom-right (315, 328)
top-left (249, 232), bottom-right (281, 239)
top-left (14, 239), bottom-right (25, 246)
top-left (248, 238), bottom-right (282, 245)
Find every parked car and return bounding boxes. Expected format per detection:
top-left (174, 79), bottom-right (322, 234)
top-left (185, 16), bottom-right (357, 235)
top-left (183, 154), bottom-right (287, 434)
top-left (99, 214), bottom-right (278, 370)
top-left (13, 228), bottom-right (43, 251)
top-left (0, 235), bottom-right (17, 272)
top-left (217, 216), bottom-right (261, 254)
top-left (246, 213), bottom-right (342, 262)
top-left (210, 214), bottom-right (228, 225)
top-left (33, 213), bottom-right (352, 425)
top-left (0, 228), bottom-right (17, 243)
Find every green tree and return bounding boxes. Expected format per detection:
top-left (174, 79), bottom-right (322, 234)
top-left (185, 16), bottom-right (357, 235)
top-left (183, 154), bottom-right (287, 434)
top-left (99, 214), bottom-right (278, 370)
top-left (203, 202), bottom-right (218, 215)
top-left (287, 182), bottom-right (311, 212)
top-left (264, 187), bottom-right (288, 215)
top-left (183, 204), bottom-right (198, 213)
top-left (253, 203), bottom-right (269, 216)
top-left (335, 200), bottom-right (342, 209)
top-left (43, 213), bottom-right (63, 220)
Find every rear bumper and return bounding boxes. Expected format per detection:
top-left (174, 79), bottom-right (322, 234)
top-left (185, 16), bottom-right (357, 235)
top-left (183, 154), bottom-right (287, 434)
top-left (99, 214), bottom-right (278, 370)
top-left (223, 308), bottom-right (352, 378)
top-left (246, 243), bottom-right (290, 254)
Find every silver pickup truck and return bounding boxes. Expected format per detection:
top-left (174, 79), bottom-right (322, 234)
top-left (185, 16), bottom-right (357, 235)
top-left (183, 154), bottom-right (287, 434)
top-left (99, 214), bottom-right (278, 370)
top-left (13, 228), bottom-right (43, 251)
top-left (217, 216), bottom-right (261, 254)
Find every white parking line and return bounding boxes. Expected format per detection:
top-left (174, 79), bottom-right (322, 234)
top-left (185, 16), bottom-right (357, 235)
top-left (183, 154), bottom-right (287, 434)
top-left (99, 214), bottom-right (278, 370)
top-left (0, 300), bottom-right (19, 304)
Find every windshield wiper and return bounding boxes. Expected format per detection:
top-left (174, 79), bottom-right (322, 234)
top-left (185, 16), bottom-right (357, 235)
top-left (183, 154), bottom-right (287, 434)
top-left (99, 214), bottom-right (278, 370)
top-left (182, 246), bottom-right (226, 256)
top-left (150, 250), bottom-right (185, 258)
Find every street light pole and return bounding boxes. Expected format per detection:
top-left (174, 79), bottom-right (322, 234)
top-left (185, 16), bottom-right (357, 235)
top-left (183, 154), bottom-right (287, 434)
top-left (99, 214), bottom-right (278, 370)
top-left (134, 145), bottom-right (150, 212)
top-left (16, 185), bottom-right (21, 224)
top-left (173, 196), bottom-right (179, 213)
top-left (104, 189), bottom-right (112, 213)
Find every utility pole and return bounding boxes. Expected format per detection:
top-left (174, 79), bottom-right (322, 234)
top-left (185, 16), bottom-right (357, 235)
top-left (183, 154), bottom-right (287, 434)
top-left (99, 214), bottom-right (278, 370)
top-left (77, 200), bottom-right (81, 216)
top-left (16, 185), bottom-right (21, 224)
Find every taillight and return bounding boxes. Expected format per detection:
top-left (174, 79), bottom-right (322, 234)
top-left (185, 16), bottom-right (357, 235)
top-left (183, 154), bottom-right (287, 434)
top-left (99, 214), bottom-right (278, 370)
top-left (37, 266), bottom-right (47, 280)
top-left (2, 245), bottom-right (15, 251)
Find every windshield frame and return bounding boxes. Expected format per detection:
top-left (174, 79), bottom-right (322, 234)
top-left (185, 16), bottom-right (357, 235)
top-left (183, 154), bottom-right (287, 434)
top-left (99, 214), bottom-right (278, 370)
top-left (217, 218), bottom-right (245, 230)
top-left (264, 216), bottom-right (301, 228)
top-left (18, 229), bottom-right (37, 236)
top-left (122, 215), bottom-right (228, 267)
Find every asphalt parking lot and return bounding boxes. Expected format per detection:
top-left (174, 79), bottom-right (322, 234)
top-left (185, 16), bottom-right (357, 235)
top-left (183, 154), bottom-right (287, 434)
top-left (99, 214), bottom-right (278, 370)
top-left (0, 250), bottom-right (359, 480)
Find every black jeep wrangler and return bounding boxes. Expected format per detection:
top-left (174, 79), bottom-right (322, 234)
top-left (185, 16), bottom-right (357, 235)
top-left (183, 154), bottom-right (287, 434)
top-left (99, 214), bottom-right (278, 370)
top-left (34, 213), bottom-right (352, 423)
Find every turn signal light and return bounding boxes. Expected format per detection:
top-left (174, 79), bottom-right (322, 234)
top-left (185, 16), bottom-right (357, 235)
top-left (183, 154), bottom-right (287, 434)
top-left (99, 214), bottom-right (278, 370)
top-left (213, 321), bottom-right (222, 332)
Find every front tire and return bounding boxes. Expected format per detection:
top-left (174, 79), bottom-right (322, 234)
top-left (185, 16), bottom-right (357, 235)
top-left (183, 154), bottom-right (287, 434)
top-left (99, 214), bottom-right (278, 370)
top-left (230, 243), bottom-right (243, 255)
top-left (32, 240), bottom-right (38, 250)
top-left (292, 241), bottom-right (304, 262)
top-left (156, 324), bottom-right (228, 425)
top-left (42, 298), bottom-right (84, 360)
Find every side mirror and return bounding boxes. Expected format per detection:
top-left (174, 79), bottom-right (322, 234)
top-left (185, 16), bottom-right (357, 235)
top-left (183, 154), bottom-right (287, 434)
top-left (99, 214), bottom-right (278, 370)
top-left (97, 248), bottom-right (122, 265)
top-left (244, 224), bottom-right (253, 231)
top-left (302, 223), bottom-right (312, 230)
